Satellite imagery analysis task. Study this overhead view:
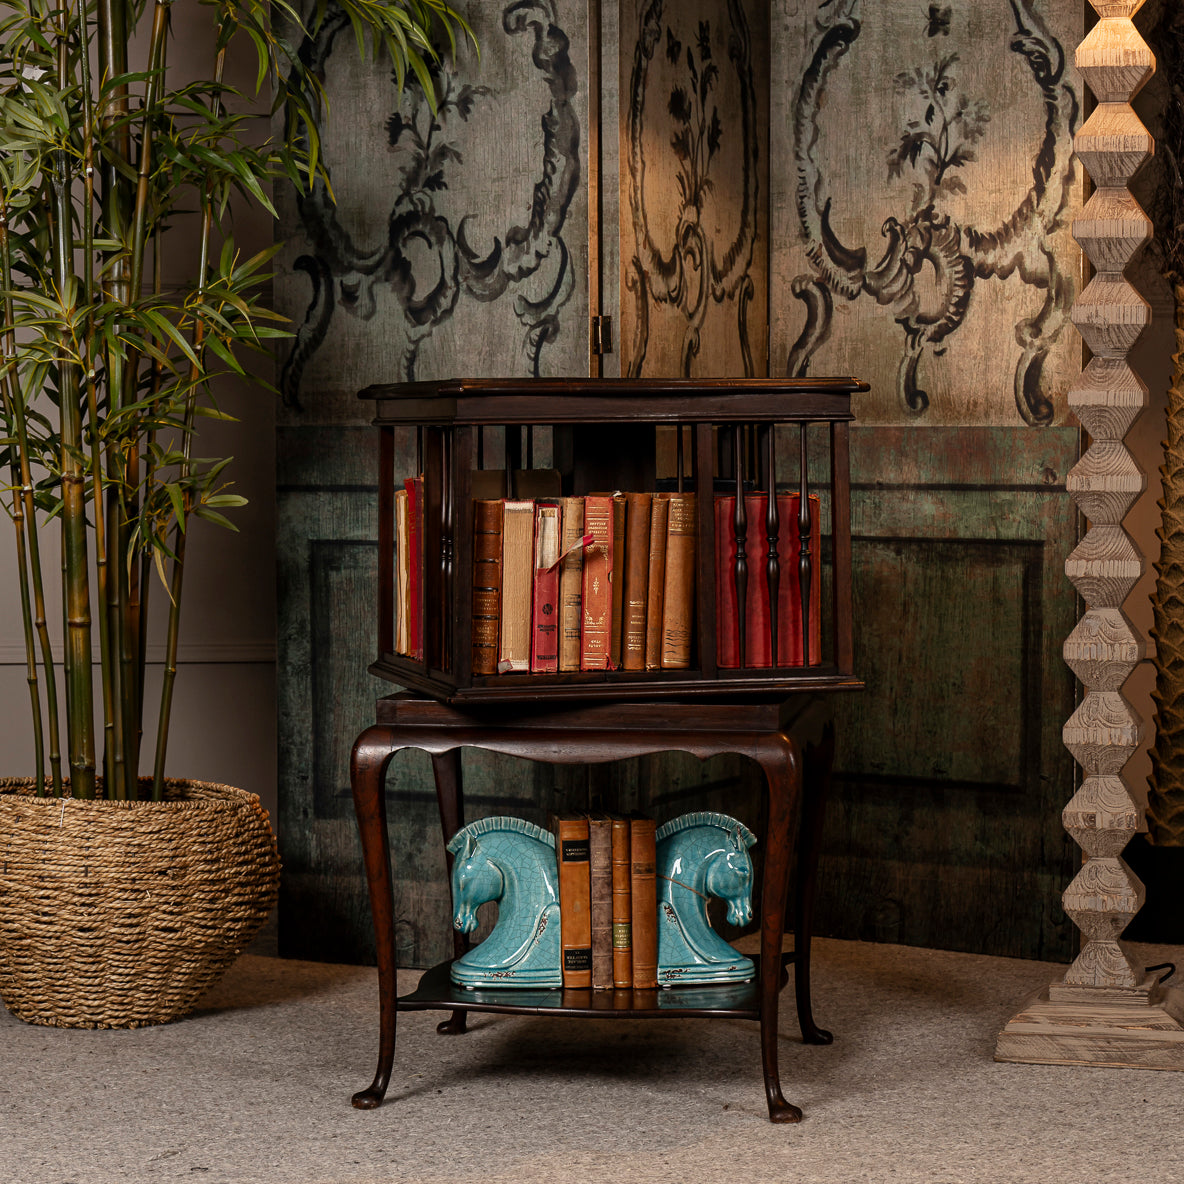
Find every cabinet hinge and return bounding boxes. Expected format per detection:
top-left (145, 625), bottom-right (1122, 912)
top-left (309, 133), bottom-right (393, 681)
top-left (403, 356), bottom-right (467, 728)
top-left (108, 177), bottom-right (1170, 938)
top-left (591, 314), bottom-right (613, 356)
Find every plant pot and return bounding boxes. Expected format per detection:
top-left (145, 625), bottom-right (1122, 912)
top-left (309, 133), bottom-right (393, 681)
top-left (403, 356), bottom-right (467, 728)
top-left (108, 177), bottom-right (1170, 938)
top-left (0, 778), bottom-right (281, 1029)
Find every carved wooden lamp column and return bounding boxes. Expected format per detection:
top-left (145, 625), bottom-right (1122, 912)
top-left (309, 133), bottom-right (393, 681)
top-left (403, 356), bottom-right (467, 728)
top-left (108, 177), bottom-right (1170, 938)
top-left (996, 0), bottom-right (1184, 1067)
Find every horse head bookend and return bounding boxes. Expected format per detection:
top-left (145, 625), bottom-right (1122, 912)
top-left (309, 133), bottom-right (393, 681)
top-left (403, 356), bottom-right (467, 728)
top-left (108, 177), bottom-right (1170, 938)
top-left (655, 812), bottom-right (757, 986)
top-left (445, 816), bottom-right (562, 989)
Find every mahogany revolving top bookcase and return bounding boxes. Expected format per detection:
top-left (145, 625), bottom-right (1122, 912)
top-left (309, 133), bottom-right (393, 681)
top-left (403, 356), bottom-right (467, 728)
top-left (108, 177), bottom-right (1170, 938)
top-left (347, 376), bottom-right (867, 1123)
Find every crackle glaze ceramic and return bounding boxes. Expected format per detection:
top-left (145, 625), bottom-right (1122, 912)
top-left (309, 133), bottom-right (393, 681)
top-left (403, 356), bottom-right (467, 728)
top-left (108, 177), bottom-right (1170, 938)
top-left (446, 816), bottom-right (561, 989)
top-left (655, 811), bottom-right (757, 986)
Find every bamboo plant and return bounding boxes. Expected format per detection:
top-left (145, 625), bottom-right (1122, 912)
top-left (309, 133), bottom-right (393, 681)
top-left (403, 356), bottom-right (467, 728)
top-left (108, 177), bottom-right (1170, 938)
top-left (0, 0), bottom-right (471, 802)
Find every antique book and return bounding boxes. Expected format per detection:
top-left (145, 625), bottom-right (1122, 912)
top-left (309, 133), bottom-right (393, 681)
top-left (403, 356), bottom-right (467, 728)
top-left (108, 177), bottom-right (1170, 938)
top-left (610, 814), bottom-right (632, 989)
top-left (621, 492), bottom-right (652, 671)
top-left (471, 499), bottom-right (504, 675)
top-left (580, 495), bottom-right (614, 671)
top-left (715, 493), bottom-right (822, 667)
top-left (629, 814), bottom-right (658, 990)
top-left (498, 499), bottom-right (535, 673)
top-left (660, 493), bottom-right (697, 670)
top-left (643, 494), bottom-right (670, 671)
top-left (394, 486), bottom-right (408, 655)
top-left (553, 814), bottom-right (593, 989)
top-left (557, 496), bottom-right (585, 673)
top-left (588, 814), bottom-right (614, 990)
top-left (530, 501), bottom-right (561, 673)
top-left (608, 495), bottom-right (627, 669)
top-left (404, 475), bottom-right (424, 661)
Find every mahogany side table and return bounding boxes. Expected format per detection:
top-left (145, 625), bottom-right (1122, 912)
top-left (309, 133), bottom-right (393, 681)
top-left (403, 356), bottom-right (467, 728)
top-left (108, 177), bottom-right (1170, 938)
top-left (348, 691), bottom-right (837, 1123)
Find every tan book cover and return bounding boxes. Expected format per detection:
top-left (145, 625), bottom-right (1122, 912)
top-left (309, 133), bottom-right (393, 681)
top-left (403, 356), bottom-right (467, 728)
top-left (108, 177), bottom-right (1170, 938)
top-left (609, 495), bottom-right (626, 669)
top-left (557, 496), bottom-right (585, 672)
top-left (588, 814), bottom-right (614, 990)
top-left (630, 815), bottom-right (658, 990)
top-left (498, 500), bottom-right (535, 673)
top-left (580, 495), bottom-right (613, 671)
top-left (661, 493), bottom-right (697, 669)
top-left (621, 492), bottom-right (652, 671)
top-left (394, 487), bottom-right (409, 655)
top-left (610, 815), bottom-right (632, 989)
top-left (471, 499), bottom-right (503, 675)
top-left (644, 494), bottom-right (670, 671)
top-left (554, 814), bottom-right (592, 989)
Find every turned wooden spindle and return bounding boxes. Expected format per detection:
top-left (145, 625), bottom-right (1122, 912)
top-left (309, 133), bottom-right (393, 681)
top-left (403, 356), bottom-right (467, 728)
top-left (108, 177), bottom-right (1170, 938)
top-left (997, 2), bottom-right (1184, 1068)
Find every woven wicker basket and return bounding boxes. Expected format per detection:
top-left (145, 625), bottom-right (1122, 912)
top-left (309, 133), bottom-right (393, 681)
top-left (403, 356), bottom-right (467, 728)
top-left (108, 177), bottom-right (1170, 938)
top-left (0, 777), bottom-right (281, 1029)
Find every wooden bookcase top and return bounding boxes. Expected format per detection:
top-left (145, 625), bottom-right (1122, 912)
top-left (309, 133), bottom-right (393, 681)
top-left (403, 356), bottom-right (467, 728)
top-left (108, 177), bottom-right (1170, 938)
top-left (361, 376), bottom-right (867, 427)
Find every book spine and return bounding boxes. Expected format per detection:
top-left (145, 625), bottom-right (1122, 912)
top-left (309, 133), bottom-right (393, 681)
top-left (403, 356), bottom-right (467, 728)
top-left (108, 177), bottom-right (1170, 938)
top-left (630, 816), bottom-right (658, 990)
top-left (609, 495), bottom-right (627, 669)
top-left (580, 495), bottom-right (614, 671)
top-left (714, 495), bottom-right (738, 669)
top-left (660, 493), bottom-right (696, 670)
top-left (775, 493), bottom-right (823, 667)
top-left (555, 816), bottom-right (593, 989)
top-left (498, 500), bottom-right (535, 673)
top-left (588, 815), bottom-right (614, 990)
top-left (621, 492), bottom-right (652, 671)
top-left (743, 493), bottom-right (772, 668)
top-left (644, 495), bottom-right (669, 671)
top-left (394, 487), bottom-right (409, 655)
top-left (610, 816), bottom-right (632, 989)
top-left (471, 500), bottom-right (503, 675)
top-left (558, 497), bottom-right (585, 672)
top-left (530, 502), bottom-right (561, 673)
top-left (404, 476), bottom-right (424, 661)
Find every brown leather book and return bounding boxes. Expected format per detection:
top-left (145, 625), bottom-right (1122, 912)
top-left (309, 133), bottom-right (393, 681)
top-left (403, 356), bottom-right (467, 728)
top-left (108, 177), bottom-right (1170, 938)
top-left (630, 814), bottom-right (658, 990)
top-left (644, 494), bottom-right (670, 671)
top-left (621, 492), bottom-right (652, 671)
top-left (588, 814), bottom-right (613, 990)
top-left (471, 499), bottom-right (503, 675)
top-left (580, 495), bottom-right (614, 671)
top-left (610, 815), bottom-right (632, 989)
top-left (609, 494), bottom-right (626, 669)
top-left (557, 496), bottom-right (584, 672)
top-left (498, 500), bottom-right (535, 673)
top-left (661, 493), bottom-right (697, 669)
top-left (554, 814), bottom-right (592, 989)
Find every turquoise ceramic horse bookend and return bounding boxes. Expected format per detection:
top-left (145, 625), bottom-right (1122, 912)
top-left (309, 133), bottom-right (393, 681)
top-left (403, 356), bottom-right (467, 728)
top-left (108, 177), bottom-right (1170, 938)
top-left (446, 816), bottom-right (562, 989)
top-left (655, 812), bottom-right (757, 986)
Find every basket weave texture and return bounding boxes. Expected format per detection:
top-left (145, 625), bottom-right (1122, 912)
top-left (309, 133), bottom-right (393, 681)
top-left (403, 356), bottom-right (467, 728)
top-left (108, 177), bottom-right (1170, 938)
top-left (0, 777), bottom-right (281, 1029)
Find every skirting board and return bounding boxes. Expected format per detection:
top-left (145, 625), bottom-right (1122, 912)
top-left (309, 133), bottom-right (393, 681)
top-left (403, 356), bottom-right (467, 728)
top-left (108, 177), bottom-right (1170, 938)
top-left (996, 985), bottom-right (1184, 1070)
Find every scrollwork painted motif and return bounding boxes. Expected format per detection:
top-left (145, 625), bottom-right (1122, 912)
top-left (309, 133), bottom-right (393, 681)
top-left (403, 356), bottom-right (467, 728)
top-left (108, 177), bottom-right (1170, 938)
top-left (278, 0), bottom-right (581, 406)
top-left (781, 0), bottom-right (1080, 425)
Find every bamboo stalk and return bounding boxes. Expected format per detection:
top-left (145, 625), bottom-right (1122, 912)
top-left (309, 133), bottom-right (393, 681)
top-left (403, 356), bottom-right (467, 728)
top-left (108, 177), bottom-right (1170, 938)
top-left (0, 212), bottom-right (45, 794)
top-left (97, 0), bottom-right (132, 801)
top-left (151, 36), bottom-right (227, 800)
top-left (52, 0), bottom-right (96, 799)
top-left (74, 0), bottom-right (117, 794)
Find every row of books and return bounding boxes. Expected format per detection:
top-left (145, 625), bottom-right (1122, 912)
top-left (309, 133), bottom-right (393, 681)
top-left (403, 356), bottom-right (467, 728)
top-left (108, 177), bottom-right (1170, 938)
top-left (392, 480), bottom-right (823, 673)
top-left (554, 813), bottom-right (657, 991)
top-left (473, 492), bottom-right (698, 675)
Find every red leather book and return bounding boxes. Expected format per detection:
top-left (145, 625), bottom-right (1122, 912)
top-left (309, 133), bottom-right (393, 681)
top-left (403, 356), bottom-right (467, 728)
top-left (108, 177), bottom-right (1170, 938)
top-left (530, 501), bottom-right (561, 673)
top-left (580, 495), bottom-right (614, 671)
top-left (776, 493), bottom-right (822, 667)
top-left (404, 475), bottom-right (424, 661)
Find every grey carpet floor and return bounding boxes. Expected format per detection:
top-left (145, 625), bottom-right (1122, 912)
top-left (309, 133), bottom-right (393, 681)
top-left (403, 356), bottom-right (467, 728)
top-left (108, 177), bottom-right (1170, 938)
top-left (2, 937), bottom-right (1183, 1184)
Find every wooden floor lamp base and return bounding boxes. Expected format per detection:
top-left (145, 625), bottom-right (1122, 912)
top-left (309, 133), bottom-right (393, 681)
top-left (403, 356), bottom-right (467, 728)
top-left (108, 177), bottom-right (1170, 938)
top-left (996, 983), bottom-right (1184, 1070)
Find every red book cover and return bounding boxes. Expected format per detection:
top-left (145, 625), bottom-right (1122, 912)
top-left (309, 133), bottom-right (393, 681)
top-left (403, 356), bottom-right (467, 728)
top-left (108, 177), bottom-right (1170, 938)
top-left (580, 495), bottom-right (614, 671)
top-left (404, 475), bottom-right (424, 661)
top-left (530, 501), bottom-right (561, 673)
top-left (776, 493), bottom-right (822, 667)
